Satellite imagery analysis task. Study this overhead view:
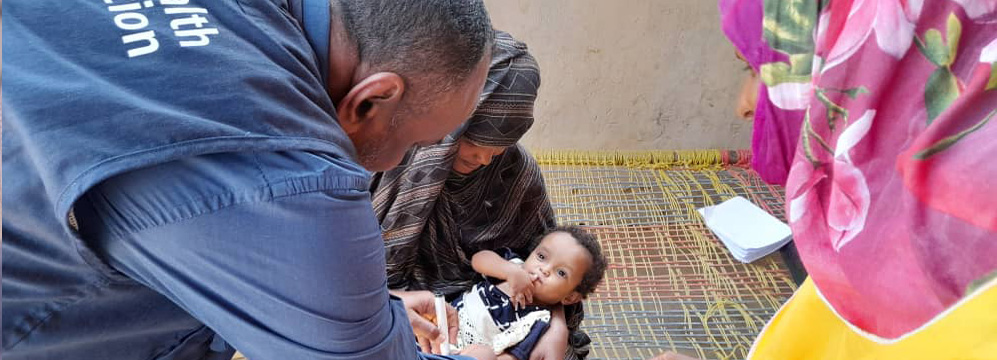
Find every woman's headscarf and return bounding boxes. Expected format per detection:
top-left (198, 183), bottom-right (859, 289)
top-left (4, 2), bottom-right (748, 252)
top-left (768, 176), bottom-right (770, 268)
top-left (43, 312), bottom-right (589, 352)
top-left (719, 0), bottom-right (811, 185)
top-left (371, 31), bottom-right (556, 295)
top-left (729, 0), bottom-right (997, 341)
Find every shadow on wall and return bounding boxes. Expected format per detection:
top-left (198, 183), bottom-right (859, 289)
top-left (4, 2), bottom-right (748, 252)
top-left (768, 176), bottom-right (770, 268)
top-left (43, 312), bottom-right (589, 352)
top-left (483, 0), bottom-right (752, 150)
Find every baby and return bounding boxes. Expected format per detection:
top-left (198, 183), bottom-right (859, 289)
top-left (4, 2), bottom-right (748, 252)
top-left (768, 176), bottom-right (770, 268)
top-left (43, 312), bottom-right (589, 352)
top-left (450, 226), bottom-right (607, 360)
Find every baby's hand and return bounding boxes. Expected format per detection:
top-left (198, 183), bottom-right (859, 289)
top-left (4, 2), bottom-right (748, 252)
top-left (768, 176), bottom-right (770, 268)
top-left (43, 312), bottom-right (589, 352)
top-left (505, 267), bottom-right (536, 310)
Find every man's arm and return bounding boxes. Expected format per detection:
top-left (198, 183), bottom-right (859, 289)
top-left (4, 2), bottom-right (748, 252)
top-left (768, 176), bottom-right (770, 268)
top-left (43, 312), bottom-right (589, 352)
top-left (80, 151), bottom-right (477, 360)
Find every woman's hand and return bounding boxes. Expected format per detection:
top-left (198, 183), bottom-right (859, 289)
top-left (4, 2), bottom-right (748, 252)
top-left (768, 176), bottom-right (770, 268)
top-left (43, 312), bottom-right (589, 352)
top-left (530, 305), bottom-right (568, 360)
top-left (461, 344), bottom-right (498, 360)
top-left (505, 267), bottom-right (536, 310)
top-left (528, 326), bottom-right (568, 360)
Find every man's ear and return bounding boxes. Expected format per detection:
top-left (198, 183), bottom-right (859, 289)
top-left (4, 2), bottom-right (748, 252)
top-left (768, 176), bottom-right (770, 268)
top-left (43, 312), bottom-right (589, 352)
top-left (561, 291), bottom-right (583, 306)
top-left (336, 72), bottom-right (406, 136)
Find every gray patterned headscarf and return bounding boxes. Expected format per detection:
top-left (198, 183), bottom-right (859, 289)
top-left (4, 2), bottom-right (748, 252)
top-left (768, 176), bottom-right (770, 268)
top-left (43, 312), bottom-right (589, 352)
top-left (371, 31), bottom-right (554, 295)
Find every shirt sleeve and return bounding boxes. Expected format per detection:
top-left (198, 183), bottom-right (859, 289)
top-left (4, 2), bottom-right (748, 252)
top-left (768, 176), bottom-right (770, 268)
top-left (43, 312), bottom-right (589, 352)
top-left (506, 320), bottom-right (550, 360)
top-left (79, 151), bottom-right (472, 360)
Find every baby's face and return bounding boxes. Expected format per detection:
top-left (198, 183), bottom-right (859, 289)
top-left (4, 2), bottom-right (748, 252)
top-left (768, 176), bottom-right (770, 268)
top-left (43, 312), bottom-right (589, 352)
top-left (522, 232), bottom-right (592, 305)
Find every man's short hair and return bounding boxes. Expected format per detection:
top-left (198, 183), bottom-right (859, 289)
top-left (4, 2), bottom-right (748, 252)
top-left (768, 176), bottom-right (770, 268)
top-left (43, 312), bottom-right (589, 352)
top-left (340, 0), bottom-right (494, 96)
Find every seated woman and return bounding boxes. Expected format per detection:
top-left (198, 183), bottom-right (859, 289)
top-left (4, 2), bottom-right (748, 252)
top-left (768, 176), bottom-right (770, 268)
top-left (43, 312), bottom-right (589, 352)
top-left (658, 1), bottom-right (997, 359)
top-left (371, 31), bottom-right (589, 360)
top-left (706, 0), bottom-right (997, 359)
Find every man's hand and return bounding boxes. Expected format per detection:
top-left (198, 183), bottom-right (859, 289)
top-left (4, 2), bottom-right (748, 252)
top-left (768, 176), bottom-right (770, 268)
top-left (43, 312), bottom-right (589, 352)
top-left (505, 267), bottom-right (536, 310)
top-left (390, 290), bottom-right (459, 355)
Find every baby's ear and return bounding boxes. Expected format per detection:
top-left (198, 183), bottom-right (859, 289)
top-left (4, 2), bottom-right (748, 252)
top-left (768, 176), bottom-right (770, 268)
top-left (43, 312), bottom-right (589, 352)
top-left (561, 291), bottom-right (583, 305)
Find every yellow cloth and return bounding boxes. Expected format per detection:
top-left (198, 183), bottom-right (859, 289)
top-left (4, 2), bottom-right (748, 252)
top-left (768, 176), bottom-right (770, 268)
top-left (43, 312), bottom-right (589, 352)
top-left (748, 278), bottom-right (997, 360)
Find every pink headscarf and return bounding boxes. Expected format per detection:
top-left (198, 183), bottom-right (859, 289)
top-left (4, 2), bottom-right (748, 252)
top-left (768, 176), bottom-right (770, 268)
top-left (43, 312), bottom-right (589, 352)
top-left (729, 0), bottom-right (997, 339)
top-left (719, 0), bottom-right (808, 185)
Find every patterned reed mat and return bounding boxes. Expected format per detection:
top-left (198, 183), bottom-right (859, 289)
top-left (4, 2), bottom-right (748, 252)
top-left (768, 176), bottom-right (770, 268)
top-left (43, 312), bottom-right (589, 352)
top-left (534, 150), bottom-right (797, 360)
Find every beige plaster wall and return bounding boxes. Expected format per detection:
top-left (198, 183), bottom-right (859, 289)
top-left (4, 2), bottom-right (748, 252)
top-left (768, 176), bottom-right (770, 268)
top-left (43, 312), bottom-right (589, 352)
top-left (484, 0), bottom-right (752, 150)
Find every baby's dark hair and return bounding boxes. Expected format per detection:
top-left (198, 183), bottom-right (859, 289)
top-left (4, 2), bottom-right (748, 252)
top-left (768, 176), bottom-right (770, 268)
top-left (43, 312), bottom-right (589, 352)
top-left (541, 226), bottom-right (607, 298)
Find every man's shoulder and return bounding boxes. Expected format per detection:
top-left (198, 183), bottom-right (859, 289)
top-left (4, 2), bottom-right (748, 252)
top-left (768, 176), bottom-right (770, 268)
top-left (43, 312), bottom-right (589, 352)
top-left (101, 151), bottom-right (368, 199)
top-left (87, 151), bottom-right (368, 235)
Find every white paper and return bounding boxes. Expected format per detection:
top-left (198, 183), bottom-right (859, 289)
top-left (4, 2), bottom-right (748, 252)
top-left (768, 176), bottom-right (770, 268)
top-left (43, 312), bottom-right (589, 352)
top-left (697, 196), bottom-right (792, 263)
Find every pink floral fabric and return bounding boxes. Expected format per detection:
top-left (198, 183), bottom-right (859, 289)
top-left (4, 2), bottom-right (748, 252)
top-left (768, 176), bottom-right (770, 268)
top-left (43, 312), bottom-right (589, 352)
top-left (785, 0), bottom-right (997, 338)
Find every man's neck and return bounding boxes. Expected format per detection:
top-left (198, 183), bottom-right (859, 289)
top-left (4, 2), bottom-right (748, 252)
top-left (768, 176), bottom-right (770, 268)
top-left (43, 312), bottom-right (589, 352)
top-left (325, 0), bottom-right (360, 105)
